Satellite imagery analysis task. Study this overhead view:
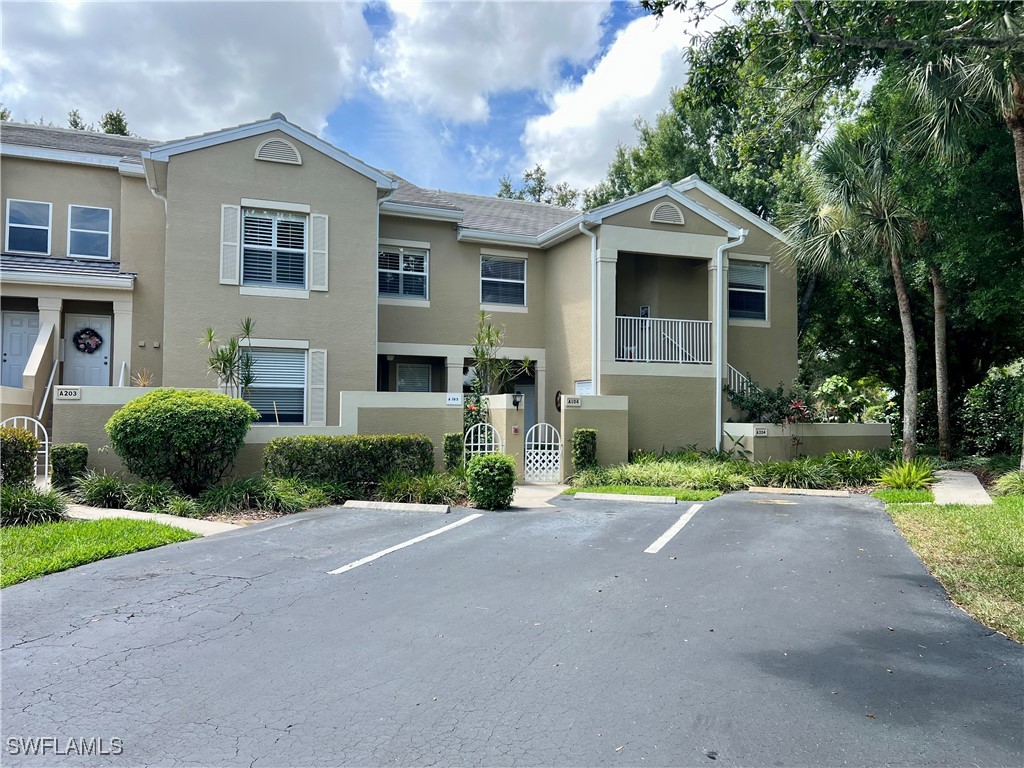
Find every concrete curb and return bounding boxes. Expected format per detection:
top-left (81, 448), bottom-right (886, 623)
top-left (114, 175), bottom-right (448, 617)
top-left (573, 492), bottom-right (677, 504)
top-left (66, 505), bottom-right (240, 536)
top-left (748, 487), bottom-right (851, 498)
top-left (342, 500), bottom-right (450, 514)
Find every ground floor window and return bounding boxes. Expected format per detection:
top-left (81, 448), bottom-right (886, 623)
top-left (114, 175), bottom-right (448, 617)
top-left (246, 348), bottom-right (306, 423)
top-left (396, 362), bottom-right (431, 392)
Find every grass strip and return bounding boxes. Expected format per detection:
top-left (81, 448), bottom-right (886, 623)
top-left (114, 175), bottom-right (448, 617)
top-left (1, 518), bottom-right (198, 588)
top-left (564, 485), bottom-right (721, 501)
top-left (873, 488), bottom-right (934, 504)
top-left (888, 496), bottom-right (1023, 642)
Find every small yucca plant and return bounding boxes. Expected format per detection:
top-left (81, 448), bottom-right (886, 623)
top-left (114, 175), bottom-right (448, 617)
top-left (875, 458), bottom-right (936, 490)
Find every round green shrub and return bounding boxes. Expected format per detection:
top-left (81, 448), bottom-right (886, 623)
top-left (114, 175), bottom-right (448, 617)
top-left (106, 388), bottom-right (259, 495)
top-left (50, 443), bottom-right (89, 491)
top-left (1, 427), bottom-right (39, 487)
top-left (467, 453), bottom-right (517, 510)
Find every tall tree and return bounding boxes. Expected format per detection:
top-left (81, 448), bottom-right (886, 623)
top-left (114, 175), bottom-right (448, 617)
top-left (67, 109), bottom-right (89, 130)
top-left (0, 104), bottom-right (10, 121)
top-left (100, 108), bottom-right (129, 136)
top-left (498, 164), bottom-right (580, 208)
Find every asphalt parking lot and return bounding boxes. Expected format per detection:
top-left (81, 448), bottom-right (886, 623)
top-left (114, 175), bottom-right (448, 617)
top-left (2, 492), bottom-right (1022, 767)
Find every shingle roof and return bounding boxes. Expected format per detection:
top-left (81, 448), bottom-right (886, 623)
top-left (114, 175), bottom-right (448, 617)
top-left (0, 122), bottom-right (151, 162)
top-left (0, 253), bottom-right (137, 280)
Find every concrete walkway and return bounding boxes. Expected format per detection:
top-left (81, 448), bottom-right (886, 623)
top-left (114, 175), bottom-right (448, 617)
top-left (67, 504), bottom-right (241, 535)
top-left (512, 483), bottom-right (567, 509)
top-left (932, 470), bottom-right (994, 506)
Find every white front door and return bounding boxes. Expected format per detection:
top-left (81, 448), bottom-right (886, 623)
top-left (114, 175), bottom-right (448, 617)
top-left (64, 314), bottom-right (112, 386)
top-left (1, 312), bottom-right (40, 388)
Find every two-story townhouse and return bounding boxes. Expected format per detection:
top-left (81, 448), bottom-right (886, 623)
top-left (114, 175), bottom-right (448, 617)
top-left (0, 114), bottom-right (796, 456)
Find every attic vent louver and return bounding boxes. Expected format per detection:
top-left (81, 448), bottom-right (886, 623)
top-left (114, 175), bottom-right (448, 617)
top-left (255, 138), bottom-right (302, 165)
top-left (651, 202), bottom-right (684, 225)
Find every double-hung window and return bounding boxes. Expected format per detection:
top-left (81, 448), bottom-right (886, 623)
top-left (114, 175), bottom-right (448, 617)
top-left (5, 199), bottom-right (51, 255)
top-left (481, 255), bottom-right (526, 306)
top-left (245, 348), bottom-right (307, 423)
top-left (241, 209), bottom-right (307, 289)
top-left (728, 261), bottom-right (768, 321)
top-left (378, 245), bottom-right (428, 299)
top-left (68, 205), bottom-right (112, 259)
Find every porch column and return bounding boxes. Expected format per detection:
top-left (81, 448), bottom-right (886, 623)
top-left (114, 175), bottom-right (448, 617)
top-left (708, 259), bottom-right (729, 383)
top-left (535, 359), bottom-right (546, 425)
top-left (112, 300), bottom-right (134, 387)
top-left (445, 356), bottom-right (464, 393)
top-left (37, 297), bottom-right (62, 358)
top-left (596, 248), bottom-right (618, 393)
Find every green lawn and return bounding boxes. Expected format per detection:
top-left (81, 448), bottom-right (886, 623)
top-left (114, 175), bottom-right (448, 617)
top-left (564, 485), bottom-right (722, 501)
top-left (873, 488), bottom-right (934, 504)
top-left (889, 496), bottom-right (1024, 642)
top-left (1, 519), bottom-right (198, 588)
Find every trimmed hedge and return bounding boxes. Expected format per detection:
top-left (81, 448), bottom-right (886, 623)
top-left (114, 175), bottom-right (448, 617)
top-left (1, 427), bottom-right (39, 487)
top-left (106, 388), bottom-right (259, 495)
top-left (572, 429), bottom-right (598, 471)
top-left (443, 433), bottom-right (464, 472)
top-left (263, 434), bottom-right (435, 489)
top-left (467, 453), bottom-right (517, 510)
top-left (51, 443), bottom-right (88, 491)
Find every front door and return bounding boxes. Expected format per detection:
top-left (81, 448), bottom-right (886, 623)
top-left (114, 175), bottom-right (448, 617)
top-left (1, 312), bottom-right (40, 387)
top-left (64, 314), bottom-right (112, 386)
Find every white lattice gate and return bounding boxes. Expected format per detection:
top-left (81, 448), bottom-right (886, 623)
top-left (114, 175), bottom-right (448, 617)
top-left (1, 416), bottom-right (49, 481)
top-left (525, 423), bottom-right (561, 482)
top-left (464, 422), bottom-right (503, 466)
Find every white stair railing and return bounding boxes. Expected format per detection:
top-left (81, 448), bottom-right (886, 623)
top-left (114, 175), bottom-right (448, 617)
top-left (727, 365), bottom-right (753, 395)
top-left (36, 360), bottom-right (59, 421)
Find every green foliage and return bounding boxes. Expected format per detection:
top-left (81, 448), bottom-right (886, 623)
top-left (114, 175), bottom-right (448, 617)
top-left (993, 471), bottom-right (1024, 497)
top-left (566, 485), bottom-right (722, 502)
top-left (0, 485), bottom-right (67, 527)
top-left (726, 378), bottom-right (811, 424)
top-left (201, 318), bottom-right (256, 400)
top-left (0, 427), bottom-right (39, 487)
top-left (125, 481), bottom-right (176, 514)
top-left (751, 458), bottom-right (840, 490)
top-left (876, 458), bottom-right (936, 490)
top-left (263, 434), bottom-right (434, 492)
top-left (74, 470), bottom-right (129, 508)
top-left (873, 488), bottom-right (934, 504)
top-left (164, 496), bottom-right (204, 518)
top-left (821, 450), bottom-right (889, 487)
top-left (467, 453), bottom-right (517, 510)
top-left (960, 364), bottom-right (1024, 457)
top-left (575, 458), bottom-right (751, 492)
top-left (469, 312), bottom-right (532, 395)
top-left (571, 429), bottom-right (598, 472)
top-left (375, 471), bottom-right (469, 506)
top-left (443, 432), bottom-right (464, 472)
top-left (497, 164), bottom-right (580, 208)
top-left (106, 388), bottom-right (259, 495)
top-left (50, 443), bottom-right (88, 491)
top-left (99, 108), bottom-right (129, 135)
top-left (198, 477), bottom-right (331, 515)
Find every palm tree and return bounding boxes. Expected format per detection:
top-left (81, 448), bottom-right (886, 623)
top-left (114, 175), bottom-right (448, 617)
top-left (783, 126), bottom-right (921, 459)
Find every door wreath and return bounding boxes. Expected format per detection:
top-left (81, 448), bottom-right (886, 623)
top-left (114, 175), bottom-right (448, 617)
top-left (73, 328), bottom-right (104, 354)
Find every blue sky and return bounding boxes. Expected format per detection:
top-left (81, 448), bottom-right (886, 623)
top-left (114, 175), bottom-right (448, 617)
top-left (1, 1), bottom-right (706, 196)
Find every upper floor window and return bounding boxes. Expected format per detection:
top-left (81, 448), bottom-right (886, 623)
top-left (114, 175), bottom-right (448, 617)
top-left (68, 205), bottom-right (112, 259)
top-left (5, 199), bottom-right (51, 255)
top-left (481, 255), bottom-right (526, 306)
top-left (379, 245), bottom-right (428, 299)
top-left (241, 209), bottom-right (306, 289)
top-left (728, 260), bottom-right (767, 321)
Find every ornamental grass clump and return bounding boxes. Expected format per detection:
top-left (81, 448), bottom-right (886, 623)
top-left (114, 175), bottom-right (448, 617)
top-left (875, 457), bottom-right (936, 490)
top-left (0, 485), bottom-right (67, 527)
top-left (992, 470), bottom-right (1024, 497)
top-left (575, 459), bottom-right (751, 492)
top-left (74, 470), bottom-right (130, 509)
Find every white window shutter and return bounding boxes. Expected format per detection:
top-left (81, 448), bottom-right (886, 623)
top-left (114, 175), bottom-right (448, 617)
top-left (307, 349), bottom-right (327, 426)
top-left (220, 204), bottom-right (241, 285)
top-left (310, 214), bottom-right (328, 291)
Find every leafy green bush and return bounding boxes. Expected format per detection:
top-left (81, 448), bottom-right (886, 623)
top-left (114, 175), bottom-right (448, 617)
top-left (375, 471), bottom-right (468, 506)
top-left (876, 458), bottom-right (936, 490)
top-left (263, 434), bottom-right (435, 490)
top-left (992, 470), bottom-right (1024, 497)
top-left (198, 477), bottom-right (330, 515)
top-left (74, 470), bottom-right (129, 508)
top-left (467, 453), bottom-right (517, 510)
top-left (50, 443), bottom-right (88, 491)
top-left (572, 429), bottom-right (598, 472)
top-left (443, 433), bottom-right (464, 473)
top-left (125, 481), bottom-right (176, 514)
top-left (1, 427), bottom-right (39, 487)
top-left (960, 364), bottom-right (1024, 456)
top-left (165, 496), bottom-right (204, 518)
top-left (821, 450), bottom-right (888, 487)
top-left (106, 388), bottom-right (259, 495)
top-left (751, 457), bottom-right (839, 489)
top-left (725, 378), bottom-right (812, 424)
top-left (0, 485), bottom-right (67, 526)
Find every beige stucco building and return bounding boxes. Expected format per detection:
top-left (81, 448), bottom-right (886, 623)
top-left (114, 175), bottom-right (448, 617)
top-left (0, 114), bottom-right (797, 455)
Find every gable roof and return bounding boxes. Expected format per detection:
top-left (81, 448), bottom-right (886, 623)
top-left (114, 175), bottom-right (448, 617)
top-left (0, 122), bottom-right (151, 160)
top-left (673, 175), bottom-right (787, 243)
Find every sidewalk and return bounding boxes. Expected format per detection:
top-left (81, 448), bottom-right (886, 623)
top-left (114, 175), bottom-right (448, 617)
top-left (512, 484), bottom-right (567, 509)
top-left (932, 470), bottom-right (994, 506)
top-left (67, 504), bottom-right (241, 536)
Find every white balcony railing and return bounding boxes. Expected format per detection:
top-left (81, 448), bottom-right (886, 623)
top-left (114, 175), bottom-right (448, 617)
top-left (615, 316), bottom-right (712, 364)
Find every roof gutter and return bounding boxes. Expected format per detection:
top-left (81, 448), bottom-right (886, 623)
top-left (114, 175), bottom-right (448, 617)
top-left (715, 229), bottom-right (747, 452)
top-left (456, 228), bottom-right (539, 248)
top-left (579, 221), bottom-right (600, 396)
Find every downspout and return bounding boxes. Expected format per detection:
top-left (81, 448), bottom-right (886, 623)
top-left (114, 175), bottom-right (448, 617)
top-left (714, 229), bottom-right (747, 451)
top-left (579, 222), bottom-right (599, 395)
top-left (375, 187), bottom-right (397, 373)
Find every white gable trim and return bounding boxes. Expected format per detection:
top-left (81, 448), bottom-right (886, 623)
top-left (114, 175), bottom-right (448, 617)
top-left (674, 175), bottom-right (787, 243)
top-left (0, 143), bottom-right (123, 169)
top-left (141, 117), bottom-right (396, 190)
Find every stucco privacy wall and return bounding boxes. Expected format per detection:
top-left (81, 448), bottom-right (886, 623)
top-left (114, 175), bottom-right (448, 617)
top-left (0, 158), bottom-right (122, 260)
top-left (0, 386), bottom-right (33, 420)
top-left (543, 234), bottom-right (592, 401)
top-left (725, 422), bottom-right (892, 461)
top-left (559, 396), bottom-right (629, 478)
top-left (378, 217), bottom-right (548, 350)
top-left (159, 130), bottom-right (380, 426)
top-left (602, 375), bottom-right (717, 452)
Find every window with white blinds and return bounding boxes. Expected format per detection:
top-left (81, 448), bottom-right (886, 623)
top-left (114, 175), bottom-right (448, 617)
top-left (481, 256), bottom-right (526, 305)
top-left (378, 246), bottom-right (428, 299)
top-left (728, 261), bottom-right (768, 321)
top-left (241, 209), bottom-right (307, 289)
top-left (245, 348), bottom-right (306, 423)
top-left (396, 363), bottom-right (431, 393)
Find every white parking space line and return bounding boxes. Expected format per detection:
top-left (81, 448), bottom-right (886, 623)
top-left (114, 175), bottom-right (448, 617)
top-left (644, 504), bottom-right (703, 554)
top-left (327, 513), bottom-right (484, 575)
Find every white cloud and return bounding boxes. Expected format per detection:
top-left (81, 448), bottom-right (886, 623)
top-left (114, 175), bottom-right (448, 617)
top-left (0, 2), bottom-right (373, 140)
top-left (520, 12), bottom-right (696, 190)
top-left (368, 0), bottom-right (612, 123)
